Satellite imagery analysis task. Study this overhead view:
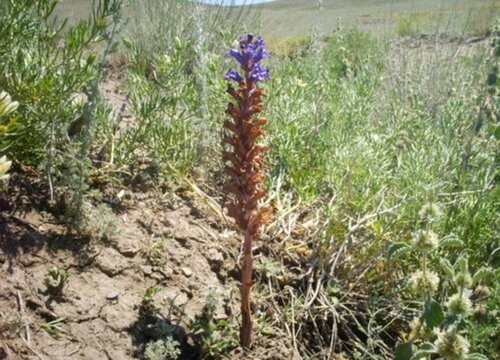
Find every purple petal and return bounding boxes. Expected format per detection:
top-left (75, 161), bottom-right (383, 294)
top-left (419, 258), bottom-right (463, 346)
top-left (253, 48), bottom-right (269, 63)
top-left (226, 48), bottom-right (244, 65)
top-left (225, 69), bottom-right (243, 83)
top-left (249, 64), bottom-right (270, 82)
top-left (254, 37), bottom-right (265, 49)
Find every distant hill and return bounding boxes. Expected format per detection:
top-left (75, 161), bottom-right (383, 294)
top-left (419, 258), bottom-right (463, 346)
top-left (255, 0), bottom-right (499, 38)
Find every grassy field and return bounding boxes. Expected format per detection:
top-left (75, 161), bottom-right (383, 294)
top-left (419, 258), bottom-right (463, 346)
top-left (260, 0), bottom-right (499, 37)
top-left (1, 0), bottom-right (499, 359)
top-left (56, 0), bottom-right (500, 38)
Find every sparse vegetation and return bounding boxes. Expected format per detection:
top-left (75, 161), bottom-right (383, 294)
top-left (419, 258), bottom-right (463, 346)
top-left (0, 0), bottom-right (498, 359)
top-left (190, 290), bottom-right (239, 358)
top-left (144, 337), bottom-right (181, 360)
top-left (44, 266), bottom-right (69, 298)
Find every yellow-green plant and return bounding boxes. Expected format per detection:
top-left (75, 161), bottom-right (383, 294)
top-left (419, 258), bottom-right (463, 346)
top-left (0, 91), bottom-right (16, 181)
top-left (0, 156), bottom-right (11, 182)
top-left (0, 91), bottom-right (18, 120)
top-left (44, 266), bottom-right (69, 298)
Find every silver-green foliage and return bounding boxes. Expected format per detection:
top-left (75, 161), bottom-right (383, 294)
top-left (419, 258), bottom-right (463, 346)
top-left (144, 337), bottom-right (181, 360)
top-left (111, 0), bottom-right (257, 181)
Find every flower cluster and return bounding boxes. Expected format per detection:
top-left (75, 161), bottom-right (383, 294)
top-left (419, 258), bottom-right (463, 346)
top-left (418, 202), bottom-right (442, 224)
top-left (222, 34), bottom-right (271, 236)
top-left (225, 34), bottom-right (270, 85)
top-left (408, 270), bottom-right (440, 295)
top-left (411, 229), bottom-right (439, 253)
top-left (445, 291), bottom-right (473, 317)
top-left (0, 91), bottom-right (16, 181)
top-left (408, 317), bottom-right (427, 340)
top-left (434, 327), bottom-right (470, 359)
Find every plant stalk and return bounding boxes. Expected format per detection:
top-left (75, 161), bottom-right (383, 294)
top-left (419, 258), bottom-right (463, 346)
top-left (240, 228), bottom-right (253, 347)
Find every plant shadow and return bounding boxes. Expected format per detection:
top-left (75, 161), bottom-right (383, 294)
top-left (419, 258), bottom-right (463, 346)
top-left (127, 295), bottom-right (201, 360)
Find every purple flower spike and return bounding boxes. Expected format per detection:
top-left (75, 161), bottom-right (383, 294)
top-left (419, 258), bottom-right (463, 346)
top-left (225, 34), bottom-right (270, 85)
top-left (225, 69), bottom-right (243, 83)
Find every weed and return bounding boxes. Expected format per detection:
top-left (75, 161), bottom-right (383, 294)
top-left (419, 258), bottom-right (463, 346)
top-left (40, 318), bottom-right (68, 340)
top-left (222, 33), bottom-right (271, 347)
top-left (76, 200), bottom-right (119, 240)
top-left (190, 290), bottom-right (238, 358)
top-left (44, 267), bottom-right (69, 298)
top-left (142, 287), bottom-right (161, 313)
top-left (392, 201), bottom-right (492, 359)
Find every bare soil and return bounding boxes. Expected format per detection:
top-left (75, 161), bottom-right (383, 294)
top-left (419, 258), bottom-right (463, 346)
top-left (0, 179), bottom-right (293, 359)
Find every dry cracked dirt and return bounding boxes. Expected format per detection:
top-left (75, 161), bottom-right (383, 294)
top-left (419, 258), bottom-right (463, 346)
top-left (0, 183), bottom-right (293, 359)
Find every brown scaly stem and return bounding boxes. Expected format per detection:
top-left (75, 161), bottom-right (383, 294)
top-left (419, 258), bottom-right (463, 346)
top-left (240, 229), bottom-right (253, 347)
top-left (223, 83), bottom-right (270, 348)
top-left (222, 34), bottom-right (271, 348)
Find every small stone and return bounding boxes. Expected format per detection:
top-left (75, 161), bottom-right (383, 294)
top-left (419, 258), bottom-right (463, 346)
top-left (181, 267), bottom-right (192, 278)
top-left (106, 291), bottom-right (120, 301)
top-left (141, 265), bottom-right (153, 275)
top-left (175, 237), bottom-right (191, 249)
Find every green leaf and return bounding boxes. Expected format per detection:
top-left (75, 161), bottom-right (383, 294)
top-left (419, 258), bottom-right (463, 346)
top-left (422, 298), bottom-right (444, 329)
top-left (411, 342), bottom-right (436, 359)
top-left (439, 234), bottom-right (463, 248)
top-left (388, 242), bottom-right (412, 260)
top-left (493, 124), bottom-right (500, 140)
top-left (472, 267), bottom-right (492, 285)
top-left (456, 256), bottom-right (468, 272)
top-left (443, 314), bottom-right (461, 328)
top-left (465, 354), bottom-right (488, 360)
top-left (123, 37), bottom-right (132, 50)
top-left (395, 341), bottom-right (413, 360)
top-left (419, 342), bottom-right (435, 351)
top-left (439, 258), bottom-right (455, 277)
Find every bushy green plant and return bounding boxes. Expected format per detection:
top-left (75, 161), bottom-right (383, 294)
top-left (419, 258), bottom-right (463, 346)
top-left (77, 201), bottom-right (119, 240)
top-left (396, 15), bottom-right (423, 37)
top-left (0, 0), bottom-right (122, 229)
top-left (0, 0), bottom-right (121, 164)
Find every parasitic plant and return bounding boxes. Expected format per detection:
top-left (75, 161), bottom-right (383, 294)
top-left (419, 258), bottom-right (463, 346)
top-left (222, 34), bottom-right (271, 348)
